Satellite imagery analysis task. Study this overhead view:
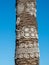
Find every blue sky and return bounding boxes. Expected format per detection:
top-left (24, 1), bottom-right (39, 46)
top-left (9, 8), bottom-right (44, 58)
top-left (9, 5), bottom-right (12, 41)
top-left (0, 0), bottom-right (49, 65)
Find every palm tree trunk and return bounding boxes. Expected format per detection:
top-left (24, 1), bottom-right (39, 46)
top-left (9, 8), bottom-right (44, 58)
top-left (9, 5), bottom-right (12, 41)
top-left (15, 0), bottom-right (40, 65)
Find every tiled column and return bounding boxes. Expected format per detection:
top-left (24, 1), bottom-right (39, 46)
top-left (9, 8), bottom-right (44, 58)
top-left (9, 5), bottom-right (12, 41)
top-left (15, 0), bottom-right (40, 65)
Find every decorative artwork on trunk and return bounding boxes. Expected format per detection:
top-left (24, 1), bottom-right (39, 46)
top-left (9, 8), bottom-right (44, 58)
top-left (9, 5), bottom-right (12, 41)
top-left (15, 0), bottom-right (40, 65)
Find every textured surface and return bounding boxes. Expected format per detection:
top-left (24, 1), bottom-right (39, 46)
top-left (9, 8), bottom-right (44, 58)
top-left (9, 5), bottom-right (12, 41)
top-left (15, 0), bottom-right (40, 65)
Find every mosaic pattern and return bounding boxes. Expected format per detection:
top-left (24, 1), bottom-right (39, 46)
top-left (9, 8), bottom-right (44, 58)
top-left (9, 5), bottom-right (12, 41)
top-left (15, 0), bottom-right (40, 65)
top-left (17, 26), bottom-right (38, 39)
top-left (16, 41), bottom-right (39, 59)
top-left (26, 2), bottom-right (36, 16)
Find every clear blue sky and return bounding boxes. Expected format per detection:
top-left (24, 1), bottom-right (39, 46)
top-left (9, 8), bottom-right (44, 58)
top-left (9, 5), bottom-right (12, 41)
top-left (0, 0), bottom-right (49, 65)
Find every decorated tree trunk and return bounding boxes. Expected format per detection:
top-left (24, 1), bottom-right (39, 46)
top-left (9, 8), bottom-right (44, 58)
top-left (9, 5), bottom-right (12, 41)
top-left (15, 0), bottom-right (40, 65)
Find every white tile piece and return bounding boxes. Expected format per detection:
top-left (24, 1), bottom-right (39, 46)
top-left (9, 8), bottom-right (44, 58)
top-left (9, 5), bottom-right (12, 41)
top-left (25, 33), bottom-right (30, 37)
top-left (24, 53), bottom-right (29, 58)
top-left (17, 33), bottom-right (21, 39)
top-left (19, 43), bottom-right (25, 48)
top-left (17, 17), bottom-right (20, 25)
top-left (17, 3), bottom-right (24, 15)
top-left (30, 53), bottom-right (34, 58)
top-left (19, 54), bottom-right (23, 58)
top-left (24, 28), bottom-right (29, 32)
top-left (35, 53), bottom-right (39, 58)
top-left (31, 33), bottom-right (34, 36)
top-left (36, 34), bottom-right (38, 39)
top-left (28, 43), bottom-right (33, 47)
top-left (31, 27), bottom-right (34, 32)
